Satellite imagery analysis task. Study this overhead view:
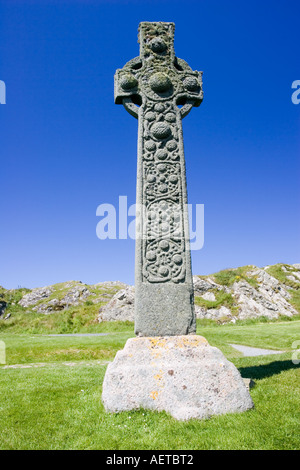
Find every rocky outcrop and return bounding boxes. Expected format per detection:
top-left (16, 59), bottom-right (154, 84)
top-left (97, 264), bottom-right (299, 323)
top-left (19, 286), bottom-right (54, 308)
top-left (32, 285), bottom-right (91, 314)
top-left (2, 263), bottom-right (298, 323)
top-left (193, 265), bottom-right (298, 322)
top-left (17, 280), bottom-right (126, 314)
top-left (98, 286), bottom-right (135, 322)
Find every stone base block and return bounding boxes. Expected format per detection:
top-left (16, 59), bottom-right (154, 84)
top-left (102, 336), bottom-right (254, 421)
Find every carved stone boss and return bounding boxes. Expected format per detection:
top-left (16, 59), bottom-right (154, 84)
top-left (115, 22), bottom-right (203, 336)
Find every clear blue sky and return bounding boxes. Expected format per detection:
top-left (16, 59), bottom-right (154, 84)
top-left (1, 0), bottom-right (299, 289)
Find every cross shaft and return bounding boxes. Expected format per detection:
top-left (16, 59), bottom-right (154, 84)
top-left (115, 22), bottom-right (203, 336)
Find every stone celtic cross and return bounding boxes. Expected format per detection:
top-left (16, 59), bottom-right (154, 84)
top-left (115, 22), bottom-right (203, 336)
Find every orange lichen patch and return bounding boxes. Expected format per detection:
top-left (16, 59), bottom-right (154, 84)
top-left (174, 335), bottom-right (208, 349)
top-left (153, 369), bottom-right (165, 385)
top-left (147, 337), bottom-right (168, 359)
top-left (154, 372), bottom-right (163, 381)
top-left (150, 390), bottom-right (159, 400)
top-left (146, 335), bottom-right (208, 351)
top-left (148, 338), bottom-right (168, 349)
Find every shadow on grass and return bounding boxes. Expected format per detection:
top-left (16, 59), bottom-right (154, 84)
top-left (240, 360), bottom-right (299, 380)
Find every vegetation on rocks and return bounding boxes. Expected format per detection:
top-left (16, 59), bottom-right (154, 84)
top-left (212, 265), bottom-right (259, 288)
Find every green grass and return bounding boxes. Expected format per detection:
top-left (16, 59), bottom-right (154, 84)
top-left (212, 265), bottom-right (259, 288)
top-left (290, 290), bottom-right (300, 312)
top-left (0, 304), bottom-right (136, 335)
top-left (195, 290), bottom-right (235, 310)
top-left (0, 319), bottom-right (299, 450)
top-left (0, 330), bottom-right (133, 365)
top-left (1, 356), bottom-right (299, 450)
top-left (198, 319), bottom-right (300, 357)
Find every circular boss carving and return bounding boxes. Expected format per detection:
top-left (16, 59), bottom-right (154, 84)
top-left (151, 122), bottom-right (172, 140)
top-left (183, 76), bottom-right (200, 92)
top-left (119, 73), bottom-right (138, 90)
top-left (150, 38), bottom-right (167, 53)
top-left (149, 72), bottom-right (172, 93)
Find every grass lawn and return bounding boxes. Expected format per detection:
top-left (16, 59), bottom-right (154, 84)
top-left (0, 319), bottom-right (299, 450)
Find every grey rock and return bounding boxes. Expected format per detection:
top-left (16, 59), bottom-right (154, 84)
top-left (16, 279), bottom-right (127, 315)
top-left (193, 276), bottom-right (229, 295)
top-left (98, 286), bottom-right (135, 322)
top-left (61, 286), bottom-right (91, 306)
top-left (92, 281), bottom-right (127, 289)
top-left (19, 286), bottom-right (54, 308)
top-left (201, 292), bottom-right (216, 301)
top-left (206, 306), bottom-right (232, 320)
top-left (63, 281), bottom-right (83, 289)
top-left (195, 305), bottom-right (232, 321)
top-left (32, 285), bottom-right (91, 314)
top-left (102, 336), bottom-right (254, 420)
top-left (193, 277), bottom-right (215, 295)
top-left (232, 277), bottom-right (296, 319)
top-left (194, 305), bottom-right (207, 319)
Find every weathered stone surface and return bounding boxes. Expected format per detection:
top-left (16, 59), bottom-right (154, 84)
top-left (102, 336), bottom-right (254, 420)
top-left (98, 286), bottom-right (135, 322)
top-left (115, 22), bottom-right (203, 336)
